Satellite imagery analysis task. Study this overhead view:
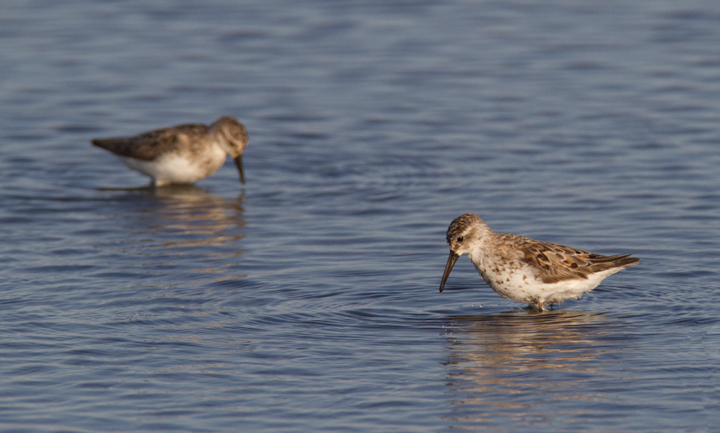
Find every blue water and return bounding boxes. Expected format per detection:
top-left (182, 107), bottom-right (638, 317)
top-left (1, 0), bottom-right (720, 431)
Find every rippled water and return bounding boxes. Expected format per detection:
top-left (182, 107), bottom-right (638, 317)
top-left (2, 0), bottom-right (720, 431)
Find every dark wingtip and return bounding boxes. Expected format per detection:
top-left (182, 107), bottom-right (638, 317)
top-left (621, 256), bottom-right (641, 267)
top-left (91, 139), bottom-right (111, 150)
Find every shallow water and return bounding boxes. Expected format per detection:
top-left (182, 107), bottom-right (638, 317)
top-left (1, 0), bottom-right (720, 431)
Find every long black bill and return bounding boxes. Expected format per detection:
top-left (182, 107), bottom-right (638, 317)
top-left (234, 155), bottom-right (246, 184)
top-left (439, 251), bottom-right (460, 292)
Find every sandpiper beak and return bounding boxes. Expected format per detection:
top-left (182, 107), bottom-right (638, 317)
top-left (234, 155), bottom-right (245, 184)
top-left (439, 251), bottom-right (459, 292)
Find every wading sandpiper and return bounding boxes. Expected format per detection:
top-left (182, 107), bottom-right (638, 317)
top-left (92, 116), bottom-right (248, 187)
top-left (440, 213), bottom-right (639, 311)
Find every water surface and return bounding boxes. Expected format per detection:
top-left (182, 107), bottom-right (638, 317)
top-left (1, 0), bottom-right (720, 431)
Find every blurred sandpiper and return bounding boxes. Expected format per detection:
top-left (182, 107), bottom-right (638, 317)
top-left (92, 116), bottom-right (248, 187)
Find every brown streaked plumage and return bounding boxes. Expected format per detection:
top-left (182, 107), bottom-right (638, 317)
top-left (439, 213), bottom-right (639, 311)
top-left (92, 116), bottom-right (248, 186)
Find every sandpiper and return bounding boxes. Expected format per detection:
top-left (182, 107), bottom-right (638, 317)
top-left (92, 116), bottom-right (248, 187)
top-left (439, 213), bottom-right (639, 311)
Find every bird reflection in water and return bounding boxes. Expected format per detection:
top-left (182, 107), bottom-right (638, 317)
top-left (443, 310), bottom-right (618, 427)
top-left (119, 184), bottom-right (247, 282)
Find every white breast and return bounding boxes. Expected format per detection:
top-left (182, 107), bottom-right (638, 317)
top-left (470, 252), bottom-right (621, 305)
top-left (119, 144), bottom-right (227, 186)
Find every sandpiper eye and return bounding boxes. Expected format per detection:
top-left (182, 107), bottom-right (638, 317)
top-left (457, 236), bottom-right (464, 242)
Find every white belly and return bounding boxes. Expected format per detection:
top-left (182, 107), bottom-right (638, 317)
top-left (119, 146), bottom-right (227, 186)
top-left (475, 258), bottom-right (622, 305)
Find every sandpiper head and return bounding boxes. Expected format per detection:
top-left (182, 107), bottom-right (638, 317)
top-left (440, 213), bottom-right (488, 292)
top-left (211, 116), bottom-right (249, 184)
